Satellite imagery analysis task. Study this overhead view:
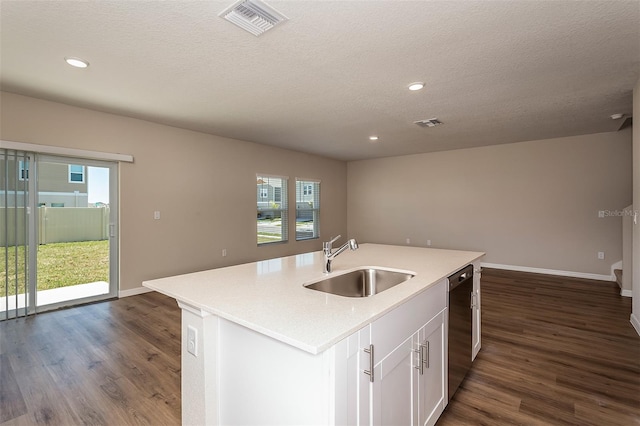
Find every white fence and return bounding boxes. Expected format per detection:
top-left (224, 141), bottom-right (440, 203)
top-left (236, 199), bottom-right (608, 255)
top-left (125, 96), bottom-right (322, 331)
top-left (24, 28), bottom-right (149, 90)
top-left (1, 207), bottom-right (109, 246)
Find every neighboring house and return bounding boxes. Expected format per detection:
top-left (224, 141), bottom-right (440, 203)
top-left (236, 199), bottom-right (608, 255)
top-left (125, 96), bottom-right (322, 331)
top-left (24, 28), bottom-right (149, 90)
top-left (0, 158), bottom-right (89, 207)
top-left (298, 182), bottom-right (314, 205)
top-left (256, 178), bottom-right (316, 221)
top-left (256, 178), bottom-right (282, 212)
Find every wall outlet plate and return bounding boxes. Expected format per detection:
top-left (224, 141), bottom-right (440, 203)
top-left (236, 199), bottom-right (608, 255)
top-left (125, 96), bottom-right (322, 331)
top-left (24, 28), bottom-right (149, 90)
top-left (187, 325), bottom-right (198, 356)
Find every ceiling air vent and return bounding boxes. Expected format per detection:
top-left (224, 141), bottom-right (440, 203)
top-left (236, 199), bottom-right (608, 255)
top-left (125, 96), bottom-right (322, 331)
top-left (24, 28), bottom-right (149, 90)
top-left (219, 0), bottom-right (288, 36)
top-left (414, 118), bottom-right (443, 128)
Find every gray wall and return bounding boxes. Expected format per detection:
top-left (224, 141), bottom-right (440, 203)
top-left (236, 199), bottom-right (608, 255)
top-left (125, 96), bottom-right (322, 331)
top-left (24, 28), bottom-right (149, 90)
top-left (0, 92), bottom-right (348, 292)
top-left (347, 130), bottom-right (632, 277)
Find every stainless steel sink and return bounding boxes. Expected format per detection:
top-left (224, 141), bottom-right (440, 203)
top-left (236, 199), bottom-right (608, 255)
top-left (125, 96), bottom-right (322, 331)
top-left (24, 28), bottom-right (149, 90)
top-left (304, 268), bottom-right (415, 297)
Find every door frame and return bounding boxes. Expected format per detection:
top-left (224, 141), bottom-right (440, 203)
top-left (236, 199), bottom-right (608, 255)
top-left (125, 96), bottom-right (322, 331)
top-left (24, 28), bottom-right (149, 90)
top-left (1, 139), bottom-right (133, 319)
top-left (31, 154), bottom-right (120, 312)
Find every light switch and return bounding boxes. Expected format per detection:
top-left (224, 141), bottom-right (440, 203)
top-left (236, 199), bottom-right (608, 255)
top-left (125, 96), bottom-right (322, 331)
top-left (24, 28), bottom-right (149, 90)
top-left (154, 211), bottom-right (161, 220)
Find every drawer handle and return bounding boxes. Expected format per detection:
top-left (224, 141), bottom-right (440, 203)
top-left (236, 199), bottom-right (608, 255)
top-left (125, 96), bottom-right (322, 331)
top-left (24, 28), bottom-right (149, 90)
top-left (414, 341), bottom-right (429, 375)
top-left (363, 345), bottom-right (374, 383)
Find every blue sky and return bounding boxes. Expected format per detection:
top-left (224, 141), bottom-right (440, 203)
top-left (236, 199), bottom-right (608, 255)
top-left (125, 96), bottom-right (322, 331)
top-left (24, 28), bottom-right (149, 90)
top-left (88, 167), bottom-right (109, 204)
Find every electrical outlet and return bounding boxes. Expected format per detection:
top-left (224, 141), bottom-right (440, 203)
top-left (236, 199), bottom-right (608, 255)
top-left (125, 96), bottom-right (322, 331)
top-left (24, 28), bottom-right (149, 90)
top-left (222, 249), bottom-right (227, 257)
top-left (427, 240), bottom-right (432, 246)
top-left (406, 238), bottom-right (411, 245)
top-left (597, 251), bottom-right (605, 260)
top-left (187, 326), bottom-right (198, 356)
top-left (154, 211), bottom-right (160, 220)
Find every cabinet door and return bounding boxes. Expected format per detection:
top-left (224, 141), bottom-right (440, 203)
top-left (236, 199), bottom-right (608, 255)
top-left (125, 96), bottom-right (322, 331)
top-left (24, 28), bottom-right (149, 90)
top-left (414, 311), bottom-right (446, 426)
top-left (472, 264), bottom-right (482, 360)
top-left (349, 325), bottom-right (371, 426)
top-left (372, 336), bottom-right (414, 426)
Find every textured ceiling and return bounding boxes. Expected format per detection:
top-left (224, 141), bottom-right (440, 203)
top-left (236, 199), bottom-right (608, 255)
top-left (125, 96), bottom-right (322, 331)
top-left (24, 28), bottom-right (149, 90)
top-left (1, 0), bottom-right (638, 161)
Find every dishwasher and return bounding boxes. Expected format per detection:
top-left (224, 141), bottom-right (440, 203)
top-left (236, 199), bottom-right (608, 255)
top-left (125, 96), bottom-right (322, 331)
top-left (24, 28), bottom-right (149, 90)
top-left (447, 264), bottom-right (474, 401)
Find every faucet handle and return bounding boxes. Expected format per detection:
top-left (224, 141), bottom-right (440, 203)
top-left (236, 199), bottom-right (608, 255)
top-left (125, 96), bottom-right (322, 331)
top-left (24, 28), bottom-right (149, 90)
top-left (328, 235), bottom-right (342, 245)
top-left (323, 235), bottom-right (341, 252)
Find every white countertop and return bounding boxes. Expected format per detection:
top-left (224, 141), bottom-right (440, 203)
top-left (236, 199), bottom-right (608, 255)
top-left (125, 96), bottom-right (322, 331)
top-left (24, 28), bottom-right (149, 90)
top-left (143, 244), bottom-right (484, 354)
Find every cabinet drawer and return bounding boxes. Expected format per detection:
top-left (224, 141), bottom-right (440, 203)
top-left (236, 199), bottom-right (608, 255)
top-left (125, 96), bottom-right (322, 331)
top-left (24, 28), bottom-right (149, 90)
top-left (371, 278), bottom-right (447, 363)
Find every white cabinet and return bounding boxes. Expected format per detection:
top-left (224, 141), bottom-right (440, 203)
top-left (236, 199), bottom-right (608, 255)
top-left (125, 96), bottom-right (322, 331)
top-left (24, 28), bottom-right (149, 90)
top-left (365, 279), bottom-right (448, 426)
top-left (472, 262), bottom-right (481, 360)
top-left (177, 277), bottom-right (451, 426)
top-left (413, 311), bottom-right (446, 426)
top-left (369, 309), bottom-right (445, 426)
top-left (346, 325), bottom-right (372, 426)
top-left (372, 334), bottom-right (414, 425)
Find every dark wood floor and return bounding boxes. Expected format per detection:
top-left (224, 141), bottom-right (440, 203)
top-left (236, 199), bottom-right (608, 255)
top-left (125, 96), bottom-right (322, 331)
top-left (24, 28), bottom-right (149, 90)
top-left (1, 269), bottom-right (639, 425)
top-left (438, 268), bottom-right (640, 426)
top-left (0, 292), bottom-right (182, 425)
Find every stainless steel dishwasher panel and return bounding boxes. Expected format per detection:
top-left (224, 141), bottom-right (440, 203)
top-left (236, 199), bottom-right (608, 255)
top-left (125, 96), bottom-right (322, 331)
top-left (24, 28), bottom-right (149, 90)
top-left (447, 264), bottom-right (474, 401)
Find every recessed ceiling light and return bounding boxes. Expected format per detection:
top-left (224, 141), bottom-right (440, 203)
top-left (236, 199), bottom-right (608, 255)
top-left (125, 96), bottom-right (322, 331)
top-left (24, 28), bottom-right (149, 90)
top-left (610, 113), bottom-right (624, 120)
top-left (65, 57), bottom-right (89, 68)
top-left (408, 82), bottom-right (425, 91)
top-left (369, 136), bottom-right (379, 141)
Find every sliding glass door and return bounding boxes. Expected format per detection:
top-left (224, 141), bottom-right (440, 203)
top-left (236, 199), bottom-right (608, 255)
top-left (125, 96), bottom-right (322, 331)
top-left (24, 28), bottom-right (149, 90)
top-left (1, 150), bottom-right (31, 319)
top-left (1, 150), bottom-right (119, 319)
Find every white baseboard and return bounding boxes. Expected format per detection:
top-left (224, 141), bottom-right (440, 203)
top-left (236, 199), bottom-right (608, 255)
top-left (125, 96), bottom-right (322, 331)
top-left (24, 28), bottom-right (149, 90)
top-left (480, 262), bottom-right (614, 282)
top-left (620, 289), bottom-right (633, 297)
top-left (631, 313), bottom-right (640, 337)
top-left (119, 286), bottom-right (153, 298)
top-left (611, 260), bottom-right (622, 273)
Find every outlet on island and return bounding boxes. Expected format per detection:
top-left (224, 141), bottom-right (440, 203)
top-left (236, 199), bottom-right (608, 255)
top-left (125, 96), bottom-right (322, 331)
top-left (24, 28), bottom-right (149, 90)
top-left (187, 325), bottom-right (198, 356)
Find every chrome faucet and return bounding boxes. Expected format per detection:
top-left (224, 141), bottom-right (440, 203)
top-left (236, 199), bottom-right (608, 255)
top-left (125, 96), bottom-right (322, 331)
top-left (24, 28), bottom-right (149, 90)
top-left (323, 235), bottom-right (359, 273)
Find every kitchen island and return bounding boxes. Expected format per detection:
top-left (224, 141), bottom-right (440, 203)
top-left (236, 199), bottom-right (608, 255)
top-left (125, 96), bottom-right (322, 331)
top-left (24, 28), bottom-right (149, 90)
top-left (143, 243), bottom-right (484, 425)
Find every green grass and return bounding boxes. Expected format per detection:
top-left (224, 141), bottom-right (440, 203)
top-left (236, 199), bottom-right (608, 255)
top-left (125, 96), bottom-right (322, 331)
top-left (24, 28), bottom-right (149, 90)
top-left (258, 234), bottom-right (283, 244)
top-left (0, 240), bottom-right (108, 296)
top-left (256, 218), bottom-right (315, 244)
top-left (257, 218), bottom-right (285, 244)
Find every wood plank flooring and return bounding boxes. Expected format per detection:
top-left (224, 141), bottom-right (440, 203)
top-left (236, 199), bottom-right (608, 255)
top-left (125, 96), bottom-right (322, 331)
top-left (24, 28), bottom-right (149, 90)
top-left (0, 292), bottom-right (181, 425)
top-left (438, 268), bottom-right (640, 426)
top-left (1, 269), bottom-right (638, 425)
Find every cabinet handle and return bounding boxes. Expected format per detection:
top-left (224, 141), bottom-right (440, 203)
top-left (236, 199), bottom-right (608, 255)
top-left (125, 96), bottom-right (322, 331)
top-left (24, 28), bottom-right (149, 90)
top-left (423, 340), bottom-right (429, 369)
top-left (414, 347), bottom-right (423, 375)
top-left (414, 341), bottom-right (428, 375)
top-left (363, 344), bottom-right (374, 383)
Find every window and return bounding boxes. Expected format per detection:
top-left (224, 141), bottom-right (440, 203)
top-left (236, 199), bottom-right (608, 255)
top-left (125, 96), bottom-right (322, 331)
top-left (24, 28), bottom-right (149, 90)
top-left (257, 175), bottom-right (288, 245)
top-left (18, 160), bottom-right (29, 180)
top-left (69, 165), bottom-right (85, 183)
top-left (296, 179), bottom-right (320, 240)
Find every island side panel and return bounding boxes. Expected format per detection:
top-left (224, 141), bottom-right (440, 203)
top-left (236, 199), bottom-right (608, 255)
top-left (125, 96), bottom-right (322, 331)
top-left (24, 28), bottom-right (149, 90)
top-left (179, 302), bottom-right (220, 426)
top-left (217, 318), bottom-right (334, 425)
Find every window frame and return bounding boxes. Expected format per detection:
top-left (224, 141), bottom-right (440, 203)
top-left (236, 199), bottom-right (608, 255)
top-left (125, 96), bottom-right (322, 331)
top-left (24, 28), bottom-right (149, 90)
top-left (295, 178), bottom-right (320, 241)
top-left (256, 174), bottom-right (289, 246)
top-left (68, 164), bottom-right (86, 184)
